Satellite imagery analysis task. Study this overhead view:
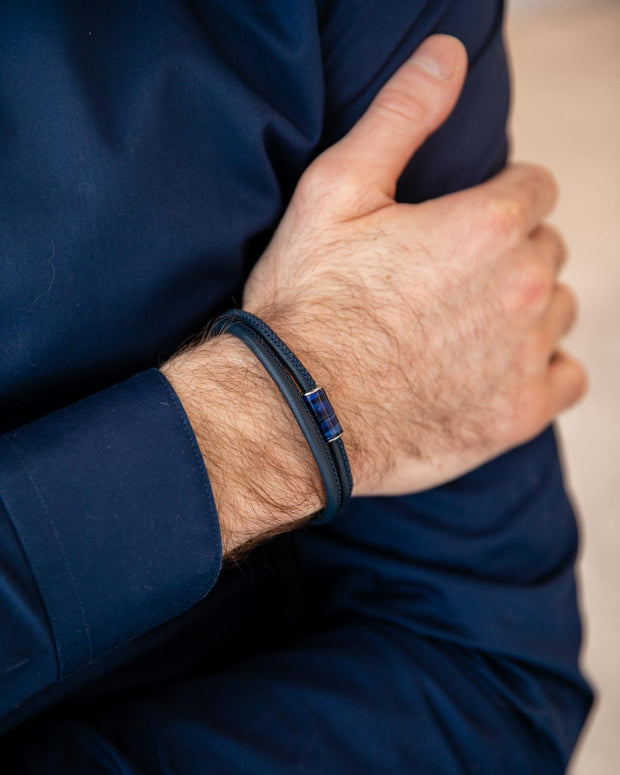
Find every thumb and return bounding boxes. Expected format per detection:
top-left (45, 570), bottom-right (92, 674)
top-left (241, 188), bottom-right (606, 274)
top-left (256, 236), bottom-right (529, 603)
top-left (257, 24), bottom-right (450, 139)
top-left (327, 35), bottom-right (467, 201)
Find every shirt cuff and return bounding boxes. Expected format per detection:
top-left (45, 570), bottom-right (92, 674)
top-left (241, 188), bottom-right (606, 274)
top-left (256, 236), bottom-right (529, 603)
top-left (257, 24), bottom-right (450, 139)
top-left (0, 369), bottom-right (222, 678)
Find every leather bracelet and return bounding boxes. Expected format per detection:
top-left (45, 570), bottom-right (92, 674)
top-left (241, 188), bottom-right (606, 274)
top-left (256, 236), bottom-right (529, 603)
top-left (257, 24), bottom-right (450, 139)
top-left (225, 310), bottom-right (353, 523)
top-left (209, 310), bottom-right (353, 526)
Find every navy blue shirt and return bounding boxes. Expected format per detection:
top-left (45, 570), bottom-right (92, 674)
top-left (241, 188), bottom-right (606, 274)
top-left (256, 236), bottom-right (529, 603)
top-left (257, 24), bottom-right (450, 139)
top-left (0, 1), bottom-right (593, 771)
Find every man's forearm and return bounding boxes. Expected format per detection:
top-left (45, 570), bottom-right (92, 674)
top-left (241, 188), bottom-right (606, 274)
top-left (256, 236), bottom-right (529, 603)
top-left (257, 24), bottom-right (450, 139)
top-left (161, 333), bottom-right (324, 560)
top-left (162, 35), bottom-right (585, 560)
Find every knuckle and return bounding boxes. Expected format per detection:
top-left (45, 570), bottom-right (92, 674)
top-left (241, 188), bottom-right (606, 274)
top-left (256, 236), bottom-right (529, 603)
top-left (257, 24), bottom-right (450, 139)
top-left (565, 360), bottom-right (589, 406)
top-left (373, 87), bottom-right (429, 128)
top-left (576, 365), bottom-right (589, 400)
top-left (544, 221), bottom-right (565, 249)
top-left (558, 283), bottom-right (579, 328)
top-left (531, 163), bottom-right (560, 203)
top-left (516, 162), bottom-right (560, 208)
top-left (480, 196), bottom-right (526, 243)
top-left (508, 262), bottom-right (553, 315)
top-left (553, 231), bottom-right (569, 270)
top-left (564, 281), bottom-right (578, 312)
top-left (539, 223), bottom-right (569, 271)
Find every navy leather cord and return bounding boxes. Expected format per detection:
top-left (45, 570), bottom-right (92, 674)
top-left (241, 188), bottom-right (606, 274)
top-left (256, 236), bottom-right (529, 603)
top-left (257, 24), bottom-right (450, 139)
top-left (210, 310), bottom-right (353, 525)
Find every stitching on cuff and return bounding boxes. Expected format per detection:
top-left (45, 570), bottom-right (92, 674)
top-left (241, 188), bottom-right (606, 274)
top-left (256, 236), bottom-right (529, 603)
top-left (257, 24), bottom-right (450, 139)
top-left (5, 438), bottom-right (93, 674)
top-left (153, 369), bottom-right (223, 593)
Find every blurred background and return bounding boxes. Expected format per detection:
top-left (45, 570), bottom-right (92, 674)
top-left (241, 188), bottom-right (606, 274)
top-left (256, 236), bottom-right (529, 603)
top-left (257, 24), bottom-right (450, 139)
top-left (506, 1), bottom-right (619, 772)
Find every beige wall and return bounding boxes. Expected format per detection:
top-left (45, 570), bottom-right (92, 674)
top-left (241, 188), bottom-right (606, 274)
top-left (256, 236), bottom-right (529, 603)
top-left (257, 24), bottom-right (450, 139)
top-left (506, 2), bottom-right (620, 773)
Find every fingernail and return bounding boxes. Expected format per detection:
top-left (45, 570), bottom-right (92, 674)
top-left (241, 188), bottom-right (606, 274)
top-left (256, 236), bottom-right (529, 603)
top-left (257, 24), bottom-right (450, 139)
top-left (410, 36), bottom-right (460, 80)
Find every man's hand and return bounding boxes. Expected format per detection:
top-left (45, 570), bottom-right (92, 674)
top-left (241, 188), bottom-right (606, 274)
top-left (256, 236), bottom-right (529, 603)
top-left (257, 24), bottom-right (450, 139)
top-left (164, 35), bottom-right (586, 556)
top-left (241, 34), bottom-right (586, 497)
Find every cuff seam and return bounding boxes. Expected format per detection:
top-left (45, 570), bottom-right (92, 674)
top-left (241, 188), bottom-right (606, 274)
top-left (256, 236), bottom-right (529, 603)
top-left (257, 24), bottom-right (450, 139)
top-left (0, 438), bottom-right (89, 675)
top-left (153, 369), bottom-right (222, 591)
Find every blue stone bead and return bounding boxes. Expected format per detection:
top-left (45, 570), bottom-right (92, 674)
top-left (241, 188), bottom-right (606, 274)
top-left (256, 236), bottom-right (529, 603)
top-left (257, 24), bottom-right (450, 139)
top-left (303, 387), bottom-right (343, 442)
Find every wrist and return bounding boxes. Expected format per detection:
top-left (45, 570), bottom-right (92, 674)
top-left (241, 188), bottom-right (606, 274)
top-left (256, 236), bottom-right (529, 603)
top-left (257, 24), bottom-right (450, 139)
top-left (161, 333), bottom-right (324, 559)
top-left (243, 300), bottom-right (369, 495)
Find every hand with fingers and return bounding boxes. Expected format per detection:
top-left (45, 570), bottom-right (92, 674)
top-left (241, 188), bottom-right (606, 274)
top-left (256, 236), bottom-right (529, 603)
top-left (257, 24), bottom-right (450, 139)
top-left (242, 34), bottom-right (586, 498)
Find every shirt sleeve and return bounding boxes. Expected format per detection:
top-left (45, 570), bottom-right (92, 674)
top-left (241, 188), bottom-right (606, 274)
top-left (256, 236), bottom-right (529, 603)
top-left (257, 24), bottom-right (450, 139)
top-left (3, 440), bottom-right (595, 774)
top-left (0, 368), bottom-right (222, 721)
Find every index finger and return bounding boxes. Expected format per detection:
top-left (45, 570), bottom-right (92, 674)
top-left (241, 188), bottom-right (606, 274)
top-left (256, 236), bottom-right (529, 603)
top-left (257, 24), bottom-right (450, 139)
top-left (468, 162), bottom-right (560, 238)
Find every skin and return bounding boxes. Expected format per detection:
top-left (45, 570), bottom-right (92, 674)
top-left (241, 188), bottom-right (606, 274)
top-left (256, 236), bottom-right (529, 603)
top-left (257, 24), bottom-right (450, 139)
top-left (162, 35), bottom-right (586, 560)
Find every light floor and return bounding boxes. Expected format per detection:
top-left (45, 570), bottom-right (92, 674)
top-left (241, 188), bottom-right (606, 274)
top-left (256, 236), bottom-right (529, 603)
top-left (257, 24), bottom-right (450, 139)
top-left (506, 2), bottom-right (620, 773)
